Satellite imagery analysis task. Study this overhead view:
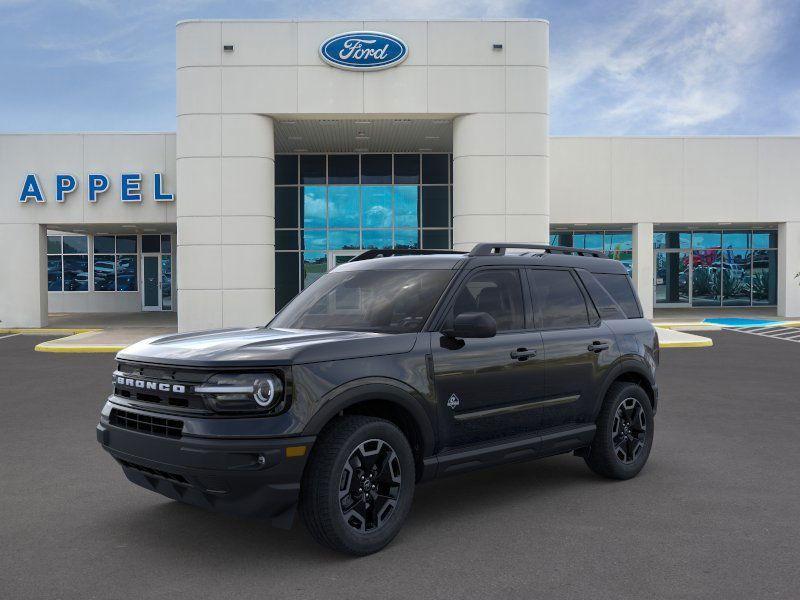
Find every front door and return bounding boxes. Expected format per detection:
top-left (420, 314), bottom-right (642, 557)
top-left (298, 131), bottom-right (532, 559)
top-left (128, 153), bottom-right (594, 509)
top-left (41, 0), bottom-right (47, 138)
top-left (431, 268), bottom-right (545, 448)
top-left (142, 255), bottom-right (161, 311)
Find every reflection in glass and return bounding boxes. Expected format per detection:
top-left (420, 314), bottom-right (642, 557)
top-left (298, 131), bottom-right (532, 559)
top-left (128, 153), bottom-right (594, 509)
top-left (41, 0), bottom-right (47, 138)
top-left (302, 186), bottom-right (326, 228)
top-left (276, 230), bottom-right (299, 251)
top-left (752, 231), bottom-right (778, 249)
top-left (394, 186), bottom-right (419, 227)
top-left (47, 235), bottom-right (62, 254)
top-left (422, 186), bottom-right (448, 227)
top-left (162, 255), bottom-right (172, 310)
top-left (47, 256), bottom-right (62, 291)
top-left (142, 234), bottom-right (160, 253)
top-left (692, 231), bottom-right (721, 249)
top-left (300, 155), bottom-right (325, 184)
top-left (302, 229), bottom-right (327, 250)
top-left (328, 186), bottom-right (359, 228)
top-left (394, 229), bottom-right (419, 249)
top-left (329, 230), bottom-right (360, 250)
top-left (116, 235), bottom-right (137, 254)
top-left (653, 232), bottom-right (691, 249)
top-left (722, 231), bottom-right (750, 249)
top-left (655, 252), bottom-right (690, 305)
top-left (117, 255), bottom-right (137, 291)
top-left (550, 233), bottom-right (573, 247)
top-left (752, 250), bottom-right (777, 305)
top-left (94, 235), bottom-right (115, 253)
top-left (302, 252), bottom-right (327, 288)
top-left (328, 155), bottom-right (358, 184)
top-left (63, 255), bottom-right (89, 291)
top-left (63, 235), bottom-right (88, 254)
top-left (604, 232), bottom-right (632, 252)
top-left (161, 235), bottom-right (172, 254)
top-left (692, 250), bottom-right (721, 306)
top-left (362, 186), bottom-right (392, 228)
top-left (94, 255), bottom-right (116, 291)
top-left (361, 154), bottom-right (392, 184)
top-left (362, 229), bottom-right (393, 249)
top-left (722, 249), bottom-right (751, 306)
top-left (394, 154), bottom-right (419, 184)
top-left (422, 229), bottom-right (449, 250)
top-left (276, 253), bottom-right (300, 310)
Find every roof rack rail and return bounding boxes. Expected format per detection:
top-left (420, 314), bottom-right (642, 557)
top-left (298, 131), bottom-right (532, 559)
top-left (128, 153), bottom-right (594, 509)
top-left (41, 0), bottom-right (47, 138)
top-left (350, 249), bottom-right (466, 262)
top-left (468, 243), bottom-right (607, 258)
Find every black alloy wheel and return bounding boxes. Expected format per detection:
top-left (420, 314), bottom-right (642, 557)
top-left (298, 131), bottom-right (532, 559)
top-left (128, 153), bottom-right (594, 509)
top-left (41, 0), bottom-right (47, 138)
top-left (612, 397), bottom-right (648, 464)
top-left (338, 439), bottom-right (402, 533)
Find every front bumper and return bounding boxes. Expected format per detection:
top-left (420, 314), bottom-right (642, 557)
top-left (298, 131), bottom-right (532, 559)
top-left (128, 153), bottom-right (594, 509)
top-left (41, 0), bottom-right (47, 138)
top-left (97, 404), bottom-right (315, 529)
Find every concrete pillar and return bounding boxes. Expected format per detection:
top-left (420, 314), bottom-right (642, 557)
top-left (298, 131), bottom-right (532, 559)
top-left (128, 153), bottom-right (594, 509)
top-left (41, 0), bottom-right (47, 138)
top-left (632, 222), bottom-right (654, 319)
top-left (0, 224), bottom-right (47, 327)
top-left (778, 221), bottom-right (800, 318)
top-left (177, 114), bottom-right (275, 332)
top-left (452, 113), bottom-right (549, 251)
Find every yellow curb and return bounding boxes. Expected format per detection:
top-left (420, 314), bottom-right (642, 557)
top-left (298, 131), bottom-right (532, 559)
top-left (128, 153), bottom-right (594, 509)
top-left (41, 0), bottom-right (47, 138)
top-left (34, 343), bottom-right (125, 353)
top-left (659, 338), bottom-right (714, 348)
top-left (0, 328), bottom-right (101, 335)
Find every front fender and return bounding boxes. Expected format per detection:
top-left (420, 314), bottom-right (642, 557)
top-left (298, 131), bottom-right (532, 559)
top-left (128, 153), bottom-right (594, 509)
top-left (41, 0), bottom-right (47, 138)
top-left (301, 378), bottom-right (436, 458)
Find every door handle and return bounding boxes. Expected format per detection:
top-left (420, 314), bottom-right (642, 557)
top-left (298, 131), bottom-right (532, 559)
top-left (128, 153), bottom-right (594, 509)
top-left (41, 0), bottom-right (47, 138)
top-left (510, 347), bottom-right (537, 361)
top-left (588, 341), bottom-right (610, 352)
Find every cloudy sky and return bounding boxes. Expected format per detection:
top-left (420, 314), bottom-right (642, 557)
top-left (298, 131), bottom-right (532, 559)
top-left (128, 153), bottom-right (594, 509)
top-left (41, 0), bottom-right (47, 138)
top-left (1, 0), bottom-right (798, 135)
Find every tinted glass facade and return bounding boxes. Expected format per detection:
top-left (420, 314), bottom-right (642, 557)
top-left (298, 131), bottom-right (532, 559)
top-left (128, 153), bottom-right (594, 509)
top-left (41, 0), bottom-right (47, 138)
top-left (275, 153), bottom-right (453, 310)
top-left (550, 230), bottom-right (633, 276)
top-left (655, 229), bottom-right (778, 307)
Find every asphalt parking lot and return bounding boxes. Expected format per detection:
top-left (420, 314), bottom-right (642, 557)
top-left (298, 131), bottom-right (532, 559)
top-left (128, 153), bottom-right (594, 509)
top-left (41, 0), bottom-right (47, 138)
top-left (1, 331), bottom-right (799, 600)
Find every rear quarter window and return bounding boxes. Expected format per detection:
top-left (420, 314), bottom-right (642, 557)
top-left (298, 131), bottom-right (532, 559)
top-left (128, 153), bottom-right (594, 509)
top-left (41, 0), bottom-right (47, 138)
top-left (594, 273), bottom-right (643, 319)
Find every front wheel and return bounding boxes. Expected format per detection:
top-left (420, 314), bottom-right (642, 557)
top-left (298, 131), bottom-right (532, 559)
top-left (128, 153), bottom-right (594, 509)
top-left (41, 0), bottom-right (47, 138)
top-left (584, 382), bottom-right (654, 480)
top-left (299, 416), bottom-right (415, 556)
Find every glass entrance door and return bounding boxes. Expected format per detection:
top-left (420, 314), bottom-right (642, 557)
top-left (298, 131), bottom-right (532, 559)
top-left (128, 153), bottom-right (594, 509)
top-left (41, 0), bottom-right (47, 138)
top-left (142, 255), bottom-right (161, 311)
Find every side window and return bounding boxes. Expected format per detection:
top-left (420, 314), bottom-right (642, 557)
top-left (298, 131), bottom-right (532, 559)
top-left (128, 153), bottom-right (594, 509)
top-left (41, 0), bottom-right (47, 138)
top-left (576, 270), bottom-right (626, 320)
top-left (529, 269), bottom-right (590, 329)
top-left (446, 269), bottom-right (525, 332)
top-left (594, 273), bottom-right (643, 319)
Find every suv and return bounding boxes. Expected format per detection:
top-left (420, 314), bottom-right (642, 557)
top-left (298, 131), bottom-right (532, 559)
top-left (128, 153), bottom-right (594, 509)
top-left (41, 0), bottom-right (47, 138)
top-left (97, 243), bottom-right (658, 555)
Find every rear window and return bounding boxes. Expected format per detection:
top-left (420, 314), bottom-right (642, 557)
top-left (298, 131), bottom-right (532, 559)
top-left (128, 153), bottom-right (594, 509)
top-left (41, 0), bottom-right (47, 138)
top-left (576, 271), bottom-right (626, 320)
top-left (594, 273), bottom-right (642, 319)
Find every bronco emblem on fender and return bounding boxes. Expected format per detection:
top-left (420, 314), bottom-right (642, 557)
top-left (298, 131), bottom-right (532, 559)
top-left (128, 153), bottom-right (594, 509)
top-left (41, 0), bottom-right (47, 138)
top-left (447, 394), bottom-right (460, 410)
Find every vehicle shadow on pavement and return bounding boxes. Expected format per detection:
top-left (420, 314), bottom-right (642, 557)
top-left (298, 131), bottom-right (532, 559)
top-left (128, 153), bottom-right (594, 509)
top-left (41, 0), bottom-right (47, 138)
top-left (92, 452), bottom-right (604, 562)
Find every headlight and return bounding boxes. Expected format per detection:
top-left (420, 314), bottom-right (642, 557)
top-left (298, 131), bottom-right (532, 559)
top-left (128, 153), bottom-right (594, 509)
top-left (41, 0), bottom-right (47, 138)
top-left (195, 373), bottom-right (284, 413)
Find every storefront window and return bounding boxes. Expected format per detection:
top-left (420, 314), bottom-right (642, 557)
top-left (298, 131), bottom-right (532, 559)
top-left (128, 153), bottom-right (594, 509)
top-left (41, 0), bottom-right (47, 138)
top-left (47, 235), bottom-right (88, 292)
top-left (275, 153), bottom-right (453, 310)
top-left (653, 229), bottom-right (777, 307)
top-left (93, 235), bottom-right (138, 292)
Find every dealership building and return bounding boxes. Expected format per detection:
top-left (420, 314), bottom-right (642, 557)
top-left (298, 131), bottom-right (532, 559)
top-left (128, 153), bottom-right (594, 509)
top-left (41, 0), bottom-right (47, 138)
top-left (1, 18), bottom-right (799, 331)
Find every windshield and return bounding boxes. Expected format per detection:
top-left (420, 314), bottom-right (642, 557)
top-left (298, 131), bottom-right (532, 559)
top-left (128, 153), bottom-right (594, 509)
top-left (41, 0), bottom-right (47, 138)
top-left (270, 269), bottom-right (455, 334)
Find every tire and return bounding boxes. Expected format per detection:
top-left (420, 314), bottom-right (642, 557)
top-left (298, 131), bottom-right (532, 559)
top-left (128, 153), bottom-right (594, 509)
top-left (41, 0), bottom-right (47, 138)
top-left (584, 382), bottom-right (654, 480)
top-left (299, 415), bottom-right (415, 556)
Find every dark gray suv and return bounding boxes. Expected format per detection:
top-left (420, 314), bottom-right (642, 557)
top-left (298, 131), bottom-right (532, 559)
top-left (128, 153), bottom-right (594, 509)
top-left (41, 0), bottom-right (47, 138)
top-left (97, 243), bottom-right (658, 555)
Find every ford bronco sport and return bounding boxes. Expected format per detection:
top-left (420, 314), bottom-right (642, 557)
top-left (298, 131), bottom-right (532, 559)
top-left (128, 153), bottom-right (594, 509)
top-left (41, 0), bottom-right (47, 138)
top-left (97, 243), bottom-right (658, 555)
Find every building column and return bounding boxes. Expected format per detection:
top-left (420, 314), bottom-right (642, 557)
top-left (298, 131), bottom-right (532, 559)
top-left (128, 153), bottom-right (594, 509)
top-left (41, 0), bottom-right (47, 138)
top-left (177, 114), bottom-right (275, 332)
top-left (632, 222), bottom-right (654, 319)
top-left (0, 224), bottom-right (47, 327)
top-left (452, 113), bottom-right (549, 251)
top-left (778, 221), bottom-right (800, 318)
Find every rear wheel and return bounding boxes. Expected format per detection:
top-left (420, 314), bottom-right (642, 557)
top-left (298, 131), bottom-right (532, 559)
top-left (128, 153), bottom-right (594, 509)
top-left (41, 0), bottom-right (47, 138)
top-left (299, 416), bottom-right (415, 555)
top-left (584, 382), bottom-right (654, 480)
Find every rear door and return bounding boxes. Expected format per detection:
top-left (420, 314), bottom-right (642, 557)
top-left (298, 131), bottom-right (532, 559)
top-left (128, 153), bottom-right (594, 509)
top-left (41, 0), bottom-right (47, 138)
top-left (431, 267), bottom-right (545, 448)
top-left (527, 268), bottom-right (619, 430)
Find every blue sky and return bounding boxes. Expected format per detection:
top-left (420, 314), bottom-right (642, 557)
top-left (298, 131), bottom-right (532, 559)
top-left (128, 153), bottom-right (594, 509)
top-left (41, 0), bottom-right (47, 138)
top-left (1, 0), bottom-right (798, 135)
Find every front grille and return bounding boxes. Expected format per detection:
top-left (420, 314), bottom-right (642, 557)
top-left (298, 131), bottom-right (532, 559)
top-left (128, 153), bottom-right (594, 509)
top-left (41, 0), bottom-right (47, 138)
top-left (118, 458), bottom-right (188, 484)
top-left (109, 408), bottom-right (183, 439)
top-left (113, 363), bottom-right (210, 412)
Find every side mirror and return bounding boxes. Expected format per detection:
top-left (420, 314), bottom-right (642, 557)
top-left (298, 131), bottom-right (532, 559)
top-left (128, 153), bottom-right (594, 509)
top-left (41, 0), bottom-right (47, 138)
top-left (442, 312), bottom-right (497, 339)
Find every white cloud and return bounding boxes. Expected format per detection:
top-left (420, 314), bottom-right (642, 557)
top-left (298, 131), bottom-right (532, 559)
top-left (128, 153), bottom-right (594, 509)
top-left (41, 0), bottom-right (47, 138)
top-left (551, 0), bottom-right (791, 133)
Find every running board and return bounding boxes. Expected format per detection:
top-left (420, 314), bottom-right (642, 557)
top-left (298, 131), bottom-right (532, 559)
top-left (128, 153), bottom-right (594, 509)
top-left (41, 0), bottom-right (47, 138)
top-left (421, 424), bottom-right (596, 480)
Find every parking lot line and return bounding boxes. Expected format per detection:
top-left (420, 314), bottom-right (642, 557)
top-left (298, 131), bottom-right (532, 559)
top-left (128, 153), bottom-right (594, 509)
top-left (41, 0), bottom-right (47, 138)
top-left (0, 333), bottom-right (20, 341)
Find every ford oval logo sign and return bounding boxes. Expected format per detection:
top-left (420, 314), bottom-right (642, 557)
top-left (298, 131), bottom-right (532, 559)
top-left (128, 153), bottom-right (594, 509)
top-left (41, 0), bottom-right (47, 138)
top-left (319, 31), bottom-right (408, 71)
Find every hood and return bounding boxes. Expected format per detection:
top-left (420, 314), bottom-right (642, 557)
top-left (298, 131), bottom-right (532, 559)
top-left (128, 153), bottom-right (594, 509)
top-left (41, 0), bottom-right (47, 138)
top-left (116, 327), bottom-right (418, 368)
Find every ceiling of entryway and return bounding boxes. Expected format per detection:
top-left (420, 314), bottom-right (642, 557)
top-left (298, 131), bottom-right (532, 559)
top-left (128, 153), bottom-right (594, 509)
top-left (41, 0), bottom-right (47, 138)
top-left (273, 118), bottom-right (453, 154)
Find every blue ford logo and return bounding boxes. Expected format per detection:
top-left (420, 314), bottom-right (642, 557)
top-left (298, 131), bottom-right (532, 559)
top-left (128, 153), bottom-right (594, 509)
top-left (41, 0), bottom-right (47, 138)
top-left (319, 31), bottom-right (408, 71)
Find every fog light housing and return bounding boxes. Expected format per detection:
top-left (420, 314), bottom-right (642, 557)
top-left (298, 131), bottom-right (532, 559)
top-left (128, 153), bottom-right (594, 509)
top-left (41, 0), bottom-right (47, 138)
top-left (196, 373), bottom-right (284, 413)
